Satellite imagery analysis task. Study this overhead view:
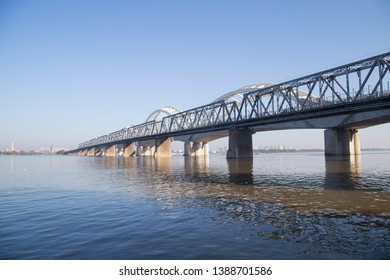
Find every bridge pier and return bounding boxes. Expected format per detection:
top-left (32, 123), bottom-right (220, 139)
top-left (94, 147), bottom-right (105, 156)
top-left (106, 144), bottom-right (116, 157)
top-left (87, 148), bottom-right (95, 156)
top-left (227, 127), bottom-right (253, 159)
top-left (116, 144), bottom-right (124, 156)
top-left (324, 128), bottom-right (361, 156)
top-left (154, 138), bottom-right (171, 157)
top-left (184, 141), bottom-right (209, 157)
top-left (137, 145), bottom-right (154, 156)
top-left (123, 142), bottom-right (136, 157)
top-left (136, 138), bottom-right (171, 157)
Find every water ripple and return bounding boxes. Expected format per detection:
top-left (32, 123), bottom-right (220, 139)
top-left (1, 153), bottom-right (389, 259)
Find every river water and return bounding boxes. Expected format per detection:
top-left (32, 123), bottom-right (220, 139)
top-left (0, 152), bottom-right (389, 259)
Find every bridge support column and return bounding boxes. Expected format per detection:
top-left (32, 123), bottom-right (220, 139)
top-left (202, 142), bottom-right (209, 157)
top-left (184, 141), bottom-right (209, 157)
top-left (324, 128), bottom-right (361, 156)
top-left (136, 145), bottom-right (144, 156)
top-left (116, 144), bottom-right (124, 156)
top-left (94, 147), bottom-right (105, 156)
top-left (106, 144), bottom-right (116, 157)
top-left (227, 127), bottom-right (253, 159)
top-left (123, 142), bottom-right (136, 157)
top-left (137, 145), bottom-right (155, 156)
top-left (154, 138), bottom-right (171, 157)
top-left (184, 142), bottom-right (192, 156)
top-left (87, 148), bottom-right (95, 156)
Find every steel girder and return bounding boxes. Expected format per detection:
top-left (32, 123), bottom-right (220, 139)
top-left (78, 52), bottom-right (390, 150)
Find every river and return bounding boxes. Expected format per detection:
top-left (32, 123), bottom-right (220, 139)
top-left (0, 152), bottom-right (389, 259)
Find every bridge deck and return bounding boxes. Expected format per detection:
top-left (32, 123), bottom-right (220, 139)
top-left (67, 52), bottom-right (390, 154)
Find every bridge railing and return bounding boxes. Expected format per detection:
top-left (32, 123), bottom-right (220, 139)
top-left (78, 52), bottom-right (390, 149)
top-left (238, 52), bottom-right (390, 119)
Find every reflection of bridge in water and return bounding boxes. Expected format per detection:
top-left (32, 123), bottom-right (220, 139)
top-left (76, 154), bottom-right (390, 258)
top-left (96, 154), bottom-right (389, 216)
top-left (66, 52), bottom-right (390, 158)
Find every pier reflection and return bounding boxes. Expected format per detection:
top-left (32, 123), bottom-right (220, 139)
top-left (85, 154), bottom-right (390, 216)
top-left (227, 159), bottom-right (253, 185)
top-left (184, 156), bottom-right (209, 175)
top-left (325, 155), bottom-right (362, 189)
top-left (136, 156), bottom-right (172, 174)
top-left (2, 154), bottom-right (390, 260)
top-left (71, 153), bottom-right (390, 258)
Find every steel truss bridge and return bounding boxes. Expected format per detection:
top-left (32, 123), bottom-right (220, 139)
top-left (68, 52), bottom-right (390, 157)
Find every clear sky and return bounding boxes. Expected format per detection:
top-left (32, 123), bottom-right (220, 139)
top-left (1, 0), bottom-right (390, 151)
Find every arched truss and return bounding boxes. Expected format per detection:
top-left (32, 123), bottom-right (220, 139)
top-left (214, 82), bottom-right (313, 106)
top-left (145, 106), bottom-right (182, 122)
top-left (213, 83), bottom-right (274, 104)
top-left (78, 52), bottom-right (390, 149)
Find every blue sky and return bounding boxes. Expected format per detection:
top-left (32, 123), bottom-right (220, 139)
top-left (1, 0), bottom-right (390, 151)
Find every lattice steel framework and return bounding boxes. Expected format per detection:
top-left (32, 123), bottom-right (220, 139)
top-left (79, 52), bottom-right (390, 149)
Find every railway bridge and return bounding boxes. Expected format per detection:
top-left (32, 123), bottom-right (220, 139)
top-left (66, 52), bottom-right (390, 158)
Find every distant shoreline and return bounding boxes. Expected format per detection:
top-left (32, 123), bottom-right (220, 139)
top-left (1, 148), bottom-right (389, 156)
top-left (0, 150), bottom-right (68, 156)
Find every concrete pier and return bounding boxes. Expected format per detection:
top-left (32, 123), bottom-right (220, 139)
top-left (154, 138), bottom-right (172, 157)
top-left (123, 142), bottom-right (136, 157)
top-left (137, 145), bottom-right (154, 156)
top-left (87, 148), bottom-right (95, 156)
top-left (106, 144), bottom-right (116, 157)
top-left (94, 147), bottom-right (105, 156)
top-left (226, 127), bottom-right (253, 159)
top-left (115, 144), bottom-right (124, 156)
top-left (324, 128), bottom-right (361, 156)
top-left (136, 138), bottom-right (172, 157)
top-left (184, 141), bottom-right (209, 157)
